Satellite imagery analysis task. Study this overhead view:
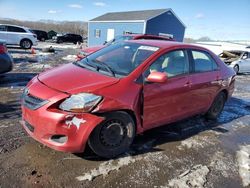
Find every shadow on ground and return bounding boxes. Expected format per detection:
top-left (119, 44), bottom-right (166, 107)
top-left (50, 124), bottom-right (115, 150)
top-left (0, 72), bottom-right (37, 87)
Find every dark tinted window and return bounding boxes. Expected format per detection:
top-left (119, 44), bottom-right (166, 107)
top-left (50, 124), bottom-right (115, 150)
top-left (0, 25), bottom-right (6, 31)
top-left (7, 26), bottom-right (26, 33)
top-left (147, 50), bottom-right (189, 78)
top-left (192, 50), bottom-right (218, 72)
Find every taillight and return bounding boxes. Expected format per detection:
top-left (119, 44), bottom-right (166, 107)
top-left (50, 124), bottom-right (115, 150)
top-left (0, 45), bottom-right (7, 54)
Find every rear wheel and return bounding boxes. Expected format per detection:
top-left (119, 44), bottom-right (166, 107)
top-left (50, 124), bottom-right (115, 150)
top-left (57, 39), bottom-right (63, 43)
top-left (20, 39), bottom-right (32, 49)
top-left (206, 92), bottom-right (226, 120)
top-left (233, 65), bottom-right (239, 74)
top-left (88, 111), bottom-right (135, 158)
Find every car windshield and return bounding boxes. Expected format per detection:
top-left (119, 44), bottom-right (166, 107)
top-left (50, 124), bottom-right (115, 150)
top-left (75, 42), bottom-right (159, 77)
top-left (105, 35), bottom-right (134, 45)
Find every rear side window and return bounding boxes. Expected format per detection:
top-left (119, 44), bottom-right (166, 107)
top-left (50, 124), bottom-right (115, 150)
top-left (7, 26), bottom-right (26, 33)
top-left (192, 50), bottom-right (218, 72)
top-left (0, 25), bottom-right (6, 31)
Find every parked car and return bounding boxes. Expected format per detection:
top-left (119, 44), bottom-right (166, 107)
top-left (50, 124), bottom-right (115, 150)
top-left (0, 24), bottom-right (37, 49)
top-left (31, 29), bottom-right (48, 41)
top-left (77, 34), bottom-right (174, 60)
top-left (219, 50), bottom-right (250, 74)
top-left (0, 40), bottom-right (13, 74)
top-left (54, 33), bottom-right (83, 44)
top-left (21, 40), bottom-right (235, 158)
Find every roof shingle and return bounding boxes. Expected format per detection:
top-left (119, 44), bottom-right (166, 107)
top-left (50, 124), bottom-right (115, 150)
top-left (90, 9), bottom-right (169, 21)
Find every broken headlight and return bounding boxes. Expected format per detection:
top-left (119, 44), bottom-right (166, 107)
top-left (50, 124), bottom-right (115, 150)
top-left (59, 93), bottom-right (102, 113)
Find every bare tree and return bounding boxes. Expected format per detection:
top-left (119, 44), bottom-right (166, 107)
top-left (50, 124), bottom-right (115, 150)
top-left (0, 18), bottom-right (88, 36)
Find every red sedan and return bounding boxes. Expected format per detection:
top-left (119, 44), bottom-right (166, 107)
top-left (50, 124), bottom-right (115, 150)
top-left (77, 34), bottom-right (173, 60)
top-left (21, 40), bottom-right (235, 158)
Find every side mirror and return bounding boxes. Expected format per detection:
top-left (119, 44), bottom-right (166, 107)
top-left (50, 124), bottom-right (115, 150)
top-left (147, 72), bottom-right (167, 83)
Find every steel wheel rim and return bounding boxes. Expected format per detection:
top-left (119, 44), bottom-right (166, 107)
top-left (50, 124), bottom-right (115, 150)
top-left (100, 120), bottom-right (126, 147)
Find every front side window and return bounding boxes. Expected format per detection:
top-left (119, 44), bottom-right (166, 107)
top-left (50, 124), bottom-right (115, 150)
top-left (7, 26), bottom-right (26, 33)
top-left (95, 29), bottom-right (101, 38)
top-left (146, 50), bottom-right (189, 78)
top-left (192, 50), bottom-right (218, 72)
top-left (76, 42), bottom-right (159, 77)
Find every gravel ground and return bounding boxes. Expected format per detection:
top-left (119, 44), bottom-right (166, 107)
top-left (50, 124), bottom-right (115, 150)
top-left (0, 42), bottom-right (250, 188)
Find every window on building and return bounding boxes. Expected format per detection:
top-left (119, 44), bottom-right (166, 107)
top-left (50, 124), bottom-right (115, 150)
top-left (95, 29), bottom-right (101, 38)
top-left (192, 50), bottom-right (218, 72)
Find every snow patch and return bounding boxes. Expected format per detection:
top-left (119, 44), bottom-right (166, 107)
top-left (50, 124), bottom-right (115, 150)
top-left (178, 135), bottom-right (214, 149)
top-left (65, 117), bottom-right (86, 130)
top-left (62, 55), bottom-right (77, 61)
top-left (29, 64), bottom-right (52, 69)
top-left (167, 165), bottom-right (209, 188)
top-left (76, 155), bottom-right (138, 181)
top-left (237, 145), bottom-right (250, 187)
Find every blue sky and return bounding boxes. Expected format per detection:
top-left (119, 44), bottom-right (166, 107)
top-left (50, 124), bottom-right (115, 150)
top-left (0, 0), bottom-right (249, 40)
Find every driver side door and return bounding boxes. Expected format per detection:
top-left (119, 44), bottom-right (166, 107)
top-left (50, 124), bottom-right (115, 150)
top-left (143, 49), bottom-right (193, 130)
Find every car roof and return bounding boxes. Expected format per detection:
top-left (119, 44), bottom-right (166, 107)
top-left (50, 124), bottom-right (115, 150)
top-left (0, 24), bottom-right (29, 29)
top-left (127, 40), bottom-right (207, 50)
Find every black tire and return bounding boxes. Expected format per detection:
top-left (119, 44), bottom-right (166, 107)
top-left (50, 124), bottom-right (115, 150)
top-left (20, 39), bottom-right (32, 49)
top-left (57, 39), bottom-right (63, 44)
top-left (233, 65), bottom-right (239, 74)
top-left (206, 92), bottom-right (226, 120)
top-left (88, 111), bottom-right (136, 158)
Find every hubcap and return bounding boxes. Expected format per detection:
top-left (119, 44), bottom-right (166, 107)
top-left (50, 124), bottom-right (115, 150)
top-left (23, 41), bottom-right (31, 48)
top-left (100, 120), bottom-right (126, 147)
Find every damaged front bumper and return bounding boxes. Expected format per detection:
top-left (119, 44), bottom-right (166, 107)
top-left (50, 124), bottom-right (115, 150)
top-left (21, 79), bottom-right (104, 153)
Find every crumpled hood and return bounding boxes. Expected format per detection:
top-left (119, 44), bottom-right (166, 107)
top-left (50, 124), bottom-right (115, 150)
top-left (38, 63), bottom-right (119, 94)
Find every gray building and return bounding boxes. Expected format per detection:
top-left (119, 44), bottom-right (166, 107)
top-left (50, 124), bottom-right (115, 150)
top-left (88, 9), bottom-right (186, 46)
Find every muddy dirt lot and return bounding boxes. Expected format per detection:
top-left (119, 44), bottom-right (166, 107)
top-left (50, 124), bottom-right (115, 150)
top-left (0, 42), bottom-right (250, 188)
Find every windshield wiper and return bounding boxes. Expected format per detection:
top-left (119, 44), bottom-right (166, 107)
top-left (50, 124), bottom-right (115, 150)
top-left (92, 60), bottom-right (116, 77)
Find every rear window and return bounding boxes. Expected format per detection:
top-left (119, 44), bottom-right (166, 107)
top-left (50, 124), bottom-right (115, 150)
top-left (192, 50), bottom-right (218, 72)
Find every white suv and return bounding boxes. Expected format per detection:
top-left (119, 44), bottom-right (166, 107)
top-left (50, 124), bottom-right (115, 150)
top-left (0, 24), bottom-right (38, 49)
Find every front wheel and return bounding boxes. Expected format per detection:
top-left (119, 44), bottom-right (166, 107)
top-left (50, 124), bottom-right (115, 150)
top-left (206, 92), bottom-right (226, 120)
top-left (21, 39), bottom-right (32, 49)
top-left (88, 111), bottom-right (136, 158)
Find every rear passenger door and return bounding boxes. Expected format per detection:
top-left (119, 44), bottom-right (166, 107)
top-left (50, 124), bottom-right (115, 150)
top-left (188, 50), bottom-right (221, 113)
